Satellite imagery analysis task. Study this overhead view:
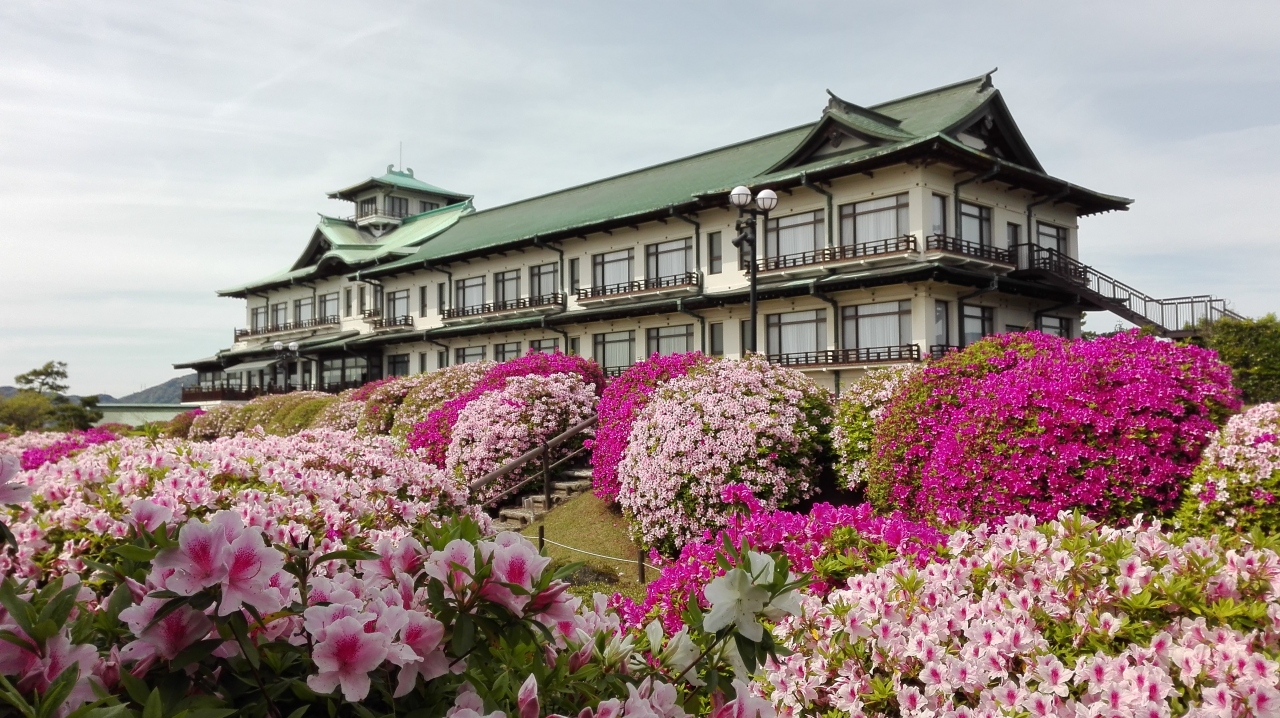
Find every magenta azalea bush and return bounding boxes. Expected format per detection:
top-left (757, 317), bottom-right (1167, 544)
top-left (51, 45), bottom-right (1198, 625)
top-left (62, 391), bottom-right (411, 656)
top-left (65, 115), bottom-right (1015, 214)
top-left (765, 512), bottom-right (1280, 718)
top-left (866, 331), bottom-right (1240, 525)
top-left (616, 355), bottom-right (832, 553)
top-left (617, 487), bottom-right (943, 632)
top-left (447, 373), bottom-right (599, 501)
top-left (0, 428), bottom-right (121, 471)
top-left (408, 351), bottom-right (606, 467)
top-left (1177, 402), bottom-right (1280, 535)
top-left (591, 352), bottom-right (709, 503)
top-left (162, 407), bottom-right (205, 438)
top-left (2, 429), bottom-right (472, 581)
top-left (387, 362), bottom-right (494, 437)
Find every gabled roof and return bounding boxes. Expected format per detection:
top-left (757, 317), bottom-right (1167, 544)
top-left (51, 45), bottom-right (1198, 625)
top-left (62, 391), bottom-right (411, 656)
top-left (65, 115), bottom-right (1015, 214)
top-left (327, 166), bottom-right (472, 203)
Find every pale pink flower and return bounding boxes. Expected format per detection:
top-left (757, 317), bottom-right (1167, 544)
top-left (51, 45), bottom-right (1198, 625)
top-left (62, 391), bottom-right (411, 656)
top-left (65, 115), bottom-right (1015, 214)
top-left (218, 527), bottom-right (286, 615)
top-left (425, 538), bottom-right (478, 595)
top-left (517, 673), bottom-right (539, 718)
top-left (151, 516), bottom-right (232, 595)
top-left (392, 611), bottom-right (449, 697)
top-left (306, 615), bottom-right (391, 702)
top-left (0, 454), bottom-right (30, 504)
top-left (118, 595), bottom-right (214, 662)
top-left (126, 499), bottom-right (173, 533)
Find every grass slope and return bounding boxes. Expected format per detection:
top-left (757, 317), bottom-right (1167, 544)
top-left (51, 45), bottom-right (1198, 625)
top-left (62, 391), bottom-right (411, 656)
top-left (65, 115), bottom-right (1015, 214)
top-left (521, 492), bottom-right (650, 602)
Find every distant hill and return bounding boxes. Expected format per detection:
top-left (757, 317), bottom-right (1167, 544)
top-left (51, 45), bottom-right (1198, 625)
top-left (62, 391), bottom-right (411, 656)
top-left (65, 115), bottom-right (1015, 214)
top-left (0, 387), bottom-right (14, 399)
top-left (1, 374), bottom-right (195, 405)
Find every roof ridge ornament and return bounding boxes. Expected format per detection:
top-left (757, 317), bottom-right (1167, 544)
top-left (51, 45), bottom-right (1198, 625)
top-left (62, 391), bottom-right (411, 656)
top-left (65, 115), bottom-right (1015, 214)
top-left (823, 89), bottom-right (903, 127)
top-left (980, 67), bottom-right (998, 92)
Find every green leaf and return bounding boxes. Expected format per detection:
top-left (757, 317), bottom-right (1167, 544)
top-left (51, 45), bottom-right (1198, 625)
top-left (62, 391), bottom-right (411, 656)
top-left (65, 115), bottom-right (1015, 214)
top-left (35, 664), bottom-right (79, 718)
top-left (286, 707), bottom-right (309, 718)
top-left (227, 614), bottom-right (260, 670)
top-left (142, 597), bottom-right (190, 632)
top-left (111, 546), bottom-right (159, 563)
top-left (450, 614), bottom-right (475, 657)
top-left (169, 639), bottom-right (224, 670)
top-left (314, 549), bottom-right (379, 565)
top-left (180, 711), bottom-right (237, 718)
top-left (37, 584), bottom-right (81, 632)
top-left (141, 690), bottom-right (162, 718)
top-left (0, 580), bottom-right (38, 643)
top-left (117, 672), bottom-right (151, 708)
top-left (733, 633), bottom-right (758, 676)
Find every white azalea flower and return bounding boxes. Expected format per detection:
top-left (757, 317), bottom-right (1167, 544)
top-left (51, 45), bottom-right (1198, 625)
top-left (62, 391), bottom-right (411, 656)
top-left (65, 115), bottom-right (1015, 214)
top-left (703, 568), bottom-right (769, 642)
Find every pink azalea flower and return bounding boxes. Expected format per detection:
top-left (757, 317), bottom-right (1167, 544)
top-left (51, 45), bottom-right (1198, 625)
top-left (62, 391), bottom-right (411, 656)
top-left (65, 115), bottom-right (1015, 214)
top-left (483, 536), bottom-right (551, 614)
top-left (151, 516), bottom-right (232, 596)
top-left (126, 499), bottom-right (173, 533)
top-left (0, 454), bottom-right (31, 505)
top-left (306, 615), bottom-right (391, 702)
top-left (517, 673), bottom-right (539, 718)
top-left (118, 595), bottom-right (214, 662)
top-left (218, 527), bottom-right (286, 615)
top-left (425, 538), bottom-right (478, 596)
top-left (392, 611), bottom-right (449, 697)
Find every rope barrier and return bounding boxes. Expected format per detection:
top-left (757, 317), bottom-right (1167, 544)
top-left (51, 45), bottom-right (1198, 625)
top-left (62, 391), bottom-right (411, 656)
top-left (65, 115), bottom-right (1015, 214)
top-left (541, 537), bottom-right (663, 572)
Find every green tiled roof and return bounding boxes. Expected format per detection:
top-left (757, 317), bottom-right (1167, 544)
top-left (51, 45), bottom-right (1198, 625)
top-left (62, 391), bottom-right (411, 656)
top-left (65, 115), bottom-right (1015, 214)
top-left (328, 167), bottom-right (472, 202)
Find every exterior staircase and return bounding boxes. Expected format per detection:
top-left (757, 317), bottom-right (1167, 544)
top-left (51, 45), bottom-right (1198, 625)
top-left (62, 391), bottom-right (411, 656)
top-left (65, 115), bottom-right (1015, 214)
top-left (493, 469), bottom-right (593, 530)
top-left (1010, 244), bottom-right (1242, 337)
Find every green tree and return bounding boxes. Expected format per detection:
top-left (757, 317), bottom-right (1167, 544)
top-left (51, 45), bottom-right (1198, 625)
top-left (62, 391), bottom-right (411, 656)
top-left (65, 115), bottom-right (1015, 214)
top-left (14, 361), bottom-right (69, 395)
top-left (0, 392), bottom-right (53, 432)
top-left (51, 396), bottom-right (103, 430)
top-left (1195, 314), bottom-right (1280, 405)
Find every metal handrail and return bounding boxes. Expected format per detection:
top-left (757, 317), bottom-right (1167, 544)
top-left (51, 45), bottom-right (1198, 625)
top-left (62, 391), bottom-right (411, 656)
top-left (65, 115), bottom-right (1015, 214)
top-left (442, 293), bottom-right (565, 319)
top-left (469, 414), bottom-right (599, 494)
top-left (371, 315), bottom-right (414, 329)
top-left (577, 272), bottom-right (700, 300)
top-left (767, 344), bottom-right (921, 367)
top-left (758, 235), bottom-right (917, 272)
top-left (235, 315), bottom-right (340, 339)
top-left (925, 234), bottom-right (1014, 264)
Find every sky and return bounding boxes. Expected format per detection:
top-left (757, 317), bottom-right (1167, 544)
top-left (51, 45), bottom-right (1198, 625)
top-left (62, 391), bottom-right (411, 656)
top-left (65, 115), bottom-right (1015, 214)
top-left (1, 1), bottom-right (1278, 396)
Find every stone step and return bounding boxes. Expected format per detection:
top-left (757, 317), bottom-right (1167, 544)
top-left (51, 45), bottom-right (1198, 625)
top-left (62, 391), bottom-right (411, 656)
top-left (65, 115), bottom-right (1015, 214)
top-left (559, 468), bottom-right (593, 480)
top-left (497, 507), bottom-right (544, 527)
top-left (552, 479), bottom-right (592, 493)
top-left (490, 518), bottom-right (525, 532)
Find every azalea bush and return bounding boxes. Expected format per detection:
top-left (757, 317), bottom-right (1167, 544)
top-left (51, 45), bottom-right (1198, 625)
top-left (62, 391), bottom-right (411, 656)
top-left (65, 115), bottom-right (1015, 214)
top-left (308, 387), bottom-right (367, 432)
top-left (591, 352), bottom-right (709, 503)
top-left (366, 362), bottom-right (495, 437)
top-left (0, 507), bottom-right (798, 718)
top-left (448, 373), bottom-right (599, 502)
top-left (764, 511), bottom-right (1280, 718)
top-left (866, 331), bottom-right (1240, 526)
top-left (188, 403), bottom-right (241, 440)
top-left (1, 429), bottom-right (471, 582)
top-left (829, 365), bottom-right (919, 492)
top-left (162, 407), bottom-right (205, 439)
top-left (616, 355), bottom-right (832, 555)
top-left (0, 428), bottom-right (120, 471)
top-left (409, 352), bottom-right (606, 467)
top-left (1177, 402), bottom-right (1280, 535)
top-left (617, 487), bottom-right (944, 633)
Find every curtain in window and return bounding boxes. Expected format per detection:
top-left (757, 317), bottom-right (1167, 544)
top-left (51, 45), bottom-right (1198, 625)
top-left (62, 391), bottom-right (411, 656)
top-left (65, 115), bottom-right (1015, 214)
top-left (656, 245), bottom-right (687, 277)
top-left (600, 332), bottom-right (633, 368)
top-left (600, 253), bottom-right (632, 286)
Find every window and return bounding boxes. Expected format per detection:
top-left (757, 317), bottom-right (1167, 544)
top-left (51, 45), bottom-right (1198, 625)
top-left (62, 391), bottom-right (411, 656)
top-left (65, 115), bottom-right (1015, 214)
top-left (934, 300), bottom-right (950, 346)
top-left (372, 285), bottom-right (384, 312)
top-left (530, 338), bottom-right (559, 354)
top-left (766, 310), bottom-right (826, 356)
top-left (568, 337), bottom-right (580, 355)
top-left (294, 297), bottom-right (314, 323)
top-left (437, 283), bottom-right (446, 313)
top-left (344, 288), bottom-right (353, 317)
top-left (592, 250), bottom-right (633, 288)
top-left (456, 276), bottom-right (485, 310)
top-left (419, 286), bottom-right (429, 317)
top-left (959, 202), bottom-right (992, 246)
top-left (841, 301), bottom-right (911, 349)
top-left (319, 292), bottom-right (339, 321)
top-left (419, 200), bottom-right (439, 213)
top-left (594, 331), bottom-right (635, 373)
top-left (271, 302), bottom-right (287, 327)
top-left (709, 322), bottom-right (724, 356)
top-left (358, 287), bottom-right (366, 314)
top-left (646, 324), bottom-right (694, 357)
top-left (419, 352), bottom-right (429, 373)
top-left (437, 350), bottom-right (448, 369)
top-left (1007, 223), bottom-right (1022, 248)
top-left (494, 342), bottom-right (520, 362)
top-left (645, 238), bottom-right (691, 279)
top-left (839, 194), bottom-right (908, 246)
top-left (1039, 315), bottom-right (1071, 338)
top-left (962, 305), bottom-right (995, 346)
top-left (708, 232), bottom-right (723, 274)
top-left (455, 346), bottom-right (486, 364)
top-left (250, 306), bottom-right (268, 331)
top-left (931, 194), bottom-right (948, 235)
top-left (386, 289), bottom-right (409, 319)
top-left (388, 196), bottom-right (409, 217)
top-left (765, 210), bottom-right (824, 259)
top-left (495, 270), bottom-right (520, 305)
top-left (387, 354), bottom-right (410, 377)
top-left (530, 262), bottom-right (558, 298)
top-left (569, 258), bottom-right (580, 292)
top-left (358, 197), bottom-right (377, 217)
top-left (1037, 222), bottom-right (1068, 254)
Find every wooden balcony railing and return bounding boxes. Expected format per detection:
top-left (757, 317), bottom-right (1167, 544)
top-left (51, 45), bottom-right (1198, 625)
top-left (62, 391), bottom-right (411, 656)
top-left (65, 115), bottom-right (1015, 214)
top-left (924, 235), bottom-right (1014, 264)
top-left (929, 344), bottom-right (960, 359)
top-left (767, 344), bottom-right (921, 367)
top-left (234, 315), bottom-right (340, 340)
top-left (576, 272), bottom-right (700, 301)
top-left (355, 206), bottom-right (409, 220)
top-left (370, 315), bottom-right (414, 330)
top-left (758, 236), bottom-right (917, 272)
top-left (442, 293), bottom-right (565, 320)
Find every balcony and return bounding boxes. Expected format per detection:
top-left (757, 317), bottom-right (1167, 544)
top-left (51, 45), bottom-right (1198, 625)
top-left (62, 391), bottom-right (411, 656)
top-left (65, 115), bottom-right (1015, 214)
top-left (767, 344), bottom-right (921, 368)
top-left (576, 272), bottom-right (701, 306)
top-left (234, 316), bottom-right (340, 341)
top-left (442, 293), bottom-right (566, 324)
top-left (923, 235), bottom-right (1015, 268)
top-left (353, 205), bottom-right (409, 228)
top-left (370, 315), bottom-right (415, 330)
top-left (929, 344), bottom-right (960, 359)
top-left (756, 236), bottom-right (918, 278)
top-left (181, 379), bottom-right (372, 403)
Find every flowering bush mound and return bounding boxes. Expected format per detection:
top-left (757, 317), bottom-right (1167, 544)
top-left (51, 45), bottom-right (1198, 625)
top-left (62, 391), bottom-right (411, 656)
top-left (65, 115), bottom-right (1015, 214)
top-left (764, 512), bottom-right (1280, 718)
top-left (591, 352), bottom-right (709, 502)
top-left (1177, 402), bottom-right (1280, 535)
top-left (0, 428), bottom-right (121, 471)
top-left (866, 331), bottom-right (1240, 526)
top-left (448, 373), bottom-right (599, 502)
top-left (188, 402), bottom-right (241, 440)
top-left (830, 365), bottom-right (919, 492)
top-left (308, 386), bottom-right (367, 431)
top-left (409, 351), bottom-right (606, 467)
top-left (374, 362), bottom-right (495, 437)
top-left (162, 407), bottom-right (205, 438)
top-left (2, 429), bottom-right (471, 581)
top-left (616, 355), bottom-right (832, 554)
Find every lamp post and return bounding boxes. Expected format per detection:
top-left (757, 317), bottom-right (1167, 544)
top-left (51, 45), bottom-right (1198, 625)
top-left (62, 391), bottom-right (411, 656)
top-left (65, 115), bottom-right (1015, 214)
top-left (272, 341), bottom-right (300, 391)
top-left (728, 186), bottom-right (778, 354)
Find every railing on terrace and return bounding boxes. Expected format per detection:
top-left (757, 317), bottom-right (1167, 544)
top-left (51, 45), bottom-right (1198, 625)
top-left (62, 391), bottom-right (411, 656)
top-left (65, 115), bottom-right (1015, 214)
top-left (1012, 244), bottom-right (1244, 332)
top-left (370, 315), bottom-right (414, 330)
top-left (468, 415), bottom-right (599, 508)
top-left (355, 206), bottom-right (410, 220)
top-left (442, 293), bottom-right (565, 319)
top-left (925, 235), bottom-right (1014, 265)
top-left (929, 344), bottom-right (960, 359)
top-left (576, 272), bottom-right (700, 301)
top-left (602, 366), bottom-right (629, 378)
top-left (361, 308), bottom-right (382, 320)
top-left (767, 344), bottom-right (921, 367)
top-left (757, 236), bottom-right (916, 272)
top-left (234, 315), bottom-right (340, 340)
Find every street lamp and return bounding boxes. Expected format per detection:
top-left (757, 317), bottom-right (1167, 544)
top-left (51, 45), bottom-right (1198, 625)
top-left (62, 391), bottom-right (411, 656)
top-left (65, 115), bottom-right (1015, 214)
top-left (272, 341), bottom-right (301, 391)
top-left (728, 186), bottom-right (777, 353)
